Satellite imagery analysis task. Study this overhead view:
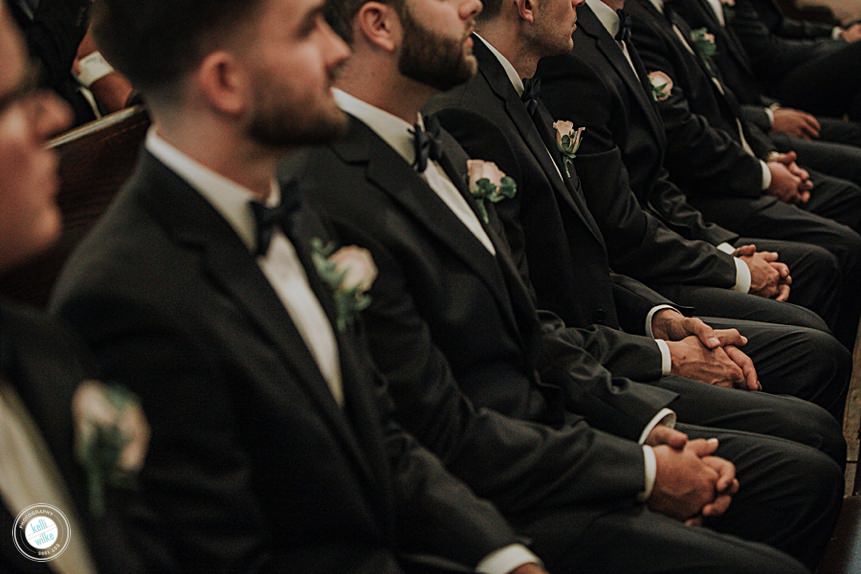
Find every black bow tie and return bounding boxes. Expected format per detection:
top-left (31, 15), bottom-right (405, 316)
top-left (248, 181), bottom-right (302, 257)
top-left (616, 9), bottom-right (632, 44)
top-left (521, 76), bottom-right (542, 115)
top-left (411, 115), bottom-right (443, 173)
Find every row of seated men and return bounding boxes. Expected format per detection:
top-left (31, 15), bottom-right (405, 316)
top-left (2, 0), bottom-right (861, 572)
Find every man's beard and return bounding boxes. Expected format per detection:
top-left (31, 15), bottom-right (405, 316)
top-left (398, 6), bottom-right (476, 92)
top-left (247, 83), bottom-right (348, 147)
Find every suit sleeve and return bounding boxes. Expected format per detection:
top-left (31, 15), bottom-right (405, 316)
top-left (630, 28), bottom-right (767, 199)
top-left (312, 209), bottom-right (650, 511)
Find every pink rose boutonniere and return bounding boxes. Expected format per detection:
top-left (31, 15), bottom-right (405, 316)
top-left (312, 240), bottom-right (378, 332)
top-left (648, 71), bottom-right (674, 103)
top-left (466, 159), bottom-right (518, 224)
top-left (552, 120), bottom-right (586, 177)
top-left (73, 381), bottom-right (150, 516)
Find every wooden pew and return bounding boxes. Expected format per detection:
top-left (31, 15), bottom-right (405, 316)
top-left (0, 105), bottom-right (150, 308)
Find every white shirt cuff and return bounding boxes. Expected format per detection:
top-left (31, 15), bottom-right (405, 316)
top-left (764, 106), bottom-right (775, 127)
top-left (639, 445), bottom-right (657, 502)
top-left (760, 160), bottom-right (772, 190)
top-left (637, 408), bottom-right (677, 445)
top-left (717, 242), bottom-right (736, 255)
top-left (74, 51), bottom-right (115, 88)
top-left (655, 339), bottom-right (672, 375)
top-left (477, 545), bottom-right (543, 574)
top-left (645, 304), bottom-right (678, 338)
top-left (732, 256), bottom-right (752, 293)
top-left (834, 26), bottom-right (845, 40)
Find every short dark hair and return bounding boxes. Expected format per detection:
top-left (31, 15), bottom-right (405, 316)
top-left (91, 0), bottom-right (265, 95)
top-left (325, 0), bottom-right (404, 45)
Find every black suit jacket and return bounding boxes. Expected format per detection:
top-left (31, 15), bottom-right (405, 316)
top-left (286, 116), bottom-right (664, 532)
top-left (427, 37), bottom-right (738, 328)
top-left (290, 116), bottom-right (675, 439)
top-left (538, 3), bottom-right (738, 248)
top-left (0, 303), bottom-right (135, 574)
top-left (51, 151), bottom-right (518, 573)
top-left (628, 0), bottom-right (779, 200)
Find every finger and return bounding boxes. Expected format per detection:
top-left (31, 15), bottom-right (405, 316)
top-left (768, 262), bottom-right (790, 279)
top-left (775, 283), bottom-right (790, 302)
top-left (703, 457), bottom-right (737, 492)
top-left (800, 190), bottom-right (811, 203)
top-left (685, 517), bottom-right (703, 527)
top-left (715, 347), bottom-right (744, 384)
top-left (733, 244), bottom-right (757, 257)
top-left (702, 494), bottom-right (733, 518)
top-left (647, 425), bottom-right (689, 448)
top-left (803, 116), bottom-right (821, 138)
top-left (725, 345), bottom-right (759, 390)
top-left (687, 437), bottom-right (720, 457)
top-left (713, 328), bottom-right (747, 347)
top-left (687, 318), bottom-right (721, 348)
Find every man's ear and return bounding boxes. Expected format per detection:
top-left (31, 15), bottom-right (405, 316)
top-left (195, 51), bottom-right (247, 117)
top-left (515, 0), bottom-right (536, 23)
top-left (355, 1), bottom-right (401, 52)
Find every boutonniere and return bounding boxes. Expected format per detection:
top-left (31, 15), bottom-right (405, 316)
top-left (73, 381), bottom-right (150, 516)
top-left (647, 71), bottom-right (674, 102)
top-left (466, 159), bottom-right (518, 224)
top-left (553, 120), bottom-right (586, 177)
top-left (690, 28), bottom-right (717, 63)
top-left (311, 239), bottom-right (378, 332)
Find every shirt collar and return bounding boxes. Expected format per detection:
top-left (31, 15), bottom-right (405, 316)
top-left (145, 127), bottom-right (279, 252)
top-left (585, 0), bottom-right (621, 39)
top-left (474, 33), bottom-right (526, 96)
top-left (333, 88), bottom-right (420, 166)
top-left (704, 0), bottom-right (726, 26)
top-left (649, 0), bottom-right (664, 14)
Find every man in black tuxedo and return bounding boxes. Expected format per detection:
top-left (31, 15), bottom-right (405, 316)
top-left (0, 6), bottom-right (141, 573)
top-left (536, 0), bottom-right (861, 347)
top-left (49, 1), bottom-right (547, 573)
top-left (424, 0), bottom-right (852, 411)
top-left (673, 0), bottom-right (861, 191)
top-left (627, 0), bottom-right (861, 343)
top-left (725, 0), bottom-right (861, 120)
top-left (288, 0), bottom-right (843, 569)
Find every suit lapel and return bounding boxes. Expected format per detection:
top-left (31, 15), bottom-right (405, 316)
top-left (0, 306), bottom-right (89, 516)
top-left (473, 40), bottom-right (606, 247)
top-left (329, 118), bottom-right (525, 341)
top-left (580, 7), bottom-right (668, 148)
top-left (134, 153), bottom-right (376, 486)
top-left (694, 0), bottom-right (754, 75)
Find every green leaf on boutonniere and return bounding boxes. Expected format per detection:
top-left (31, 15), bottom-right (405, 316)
top-left (74, 382), bottom-right (149, 517)
top-left (311, 238), bottom-right (377, 333)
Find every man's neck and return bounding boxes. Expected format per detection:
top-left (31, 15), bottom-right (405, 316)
top-left (335, 64), bottom-right (434, 124)
top-left (476, 21), bottom-right (539, 79)
top-left (154, 122), bottom-right (278, 201)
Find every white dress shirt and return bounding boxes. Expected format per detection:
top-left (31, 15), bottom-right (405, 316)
top-left (145, 128), bottom-right (344, 406)
top-left (334, 88), bottom-right (547, 573)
